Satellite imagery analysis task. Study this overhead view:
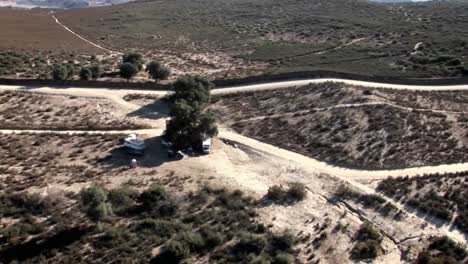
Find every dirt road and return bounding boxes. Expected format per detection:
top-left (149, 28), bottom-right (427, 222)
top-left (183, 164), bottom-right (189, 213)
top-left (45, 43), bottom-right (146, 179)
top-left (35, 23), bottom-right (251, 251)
top-left (50, 13), bottom-right (120, 54)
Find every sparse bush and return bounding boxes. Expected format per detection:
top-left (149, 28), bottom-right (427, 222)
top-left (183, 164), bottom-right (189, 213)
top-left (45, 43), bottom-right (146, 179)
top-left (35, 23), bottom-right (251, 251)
top-left (52, 64), bottom-right (70, 80)
top-left (266, 183), bottom-right (307, 204)
top-left (164, 239), bottom-right (191, 261)
top-left (89, 64), bottom-right (102, 79)
top-left (176, 231), bottom-right (205, 252)
top-left (234, 232), bottom-right (267, 255)
top-left (0, 192), bottom-right (44, 217)
top-left (122, 52), bottom-right (144, 70)
top-left (108, 186), bottom-right (138, 215)
top-left (270, 232), bottom-right (295, 252)
top-left (80, 185), bottom-right (112, 221)
top-left (351, 222), bottom-right (382, 260)
top-left (79, 67), bottom-right (92, 80)
top-left (199, 225), bottom-right (225, 249)
top-left (135, 219), bottom-right (188, 238)
top-left (146, 61), bottom-right (171, 83)
top-left (138, 184), bottom-right (177, 217)
top-left (287, 183), bottom-right (307, 201)
top-left (272, 253), bottom-right (292, 264)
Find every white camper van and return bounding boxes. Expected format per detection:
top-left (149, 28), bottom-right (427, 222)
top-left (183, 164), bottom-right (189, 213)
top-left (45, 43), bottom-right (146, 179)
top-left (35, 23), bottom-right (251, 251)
top-left (202, 138), bottom-right (211, 154)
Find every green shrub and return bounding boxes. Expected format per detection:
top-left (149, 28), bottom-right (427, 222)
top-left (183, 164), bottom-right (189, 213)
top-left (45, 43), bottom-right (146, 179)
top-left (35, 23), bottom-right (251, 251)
top-left (80, 185), bottom-right (112, 221)
top-left (355, 222), bottom-right (382, 242)
top-left (52, 64), bottom-right (70, 80)
top-left (86, 202), bottom-right (113, 221)
top-left (0, 192), bottom-right (44, 217)
top-left (287, 183), bottom-right (307, 201)
top-left (272, 253), bottom-right (292, 264)
top-left (199, 225), bottom-right (225, 249)
top-left (234, 232), bottom-right (267, 254)
top-left (94, 226), bottom-right (133, 248)
top-left (266, 185), bottom-right (288, 203)
top-left (80, 185), bottom-right (107, 207)
top-left (165, 240), bottom-right (190, 260)
top-left (351, 222), bottom-right (382, 260)
top-left (266, 183), bottom-right (307, 204)
top-left (427, 236), bottom-right (466, 261)
top-left (351, 240), bottom-right (381, 260)
top-left (270, 232), bottom-right (295, 252)
top-left (135, 219), bottom-right (188, 238)
top-left (108, 186), bottom-right (138, 215)
top-left (89, 64), bottom-right (102, 79)
top-left (250, 254), bottom-right (271, 264)
top-left (137, 184), bottom-right (176, 217)
top-left (176, 231), bottom-right (205, 252)
top-left (1, 220), bottom-right (44, 241)
top-left (79, 67), bottom-right (92, 80)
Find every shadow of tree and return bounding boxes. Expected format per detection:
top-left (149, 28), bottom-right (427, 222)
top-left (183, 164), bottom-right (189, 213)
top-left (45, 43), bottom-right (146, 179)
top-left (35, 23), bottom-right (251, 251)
top-left (98, 136), bottom-right (177, 169)
top-left (126, 99), bottom-right (169, 120)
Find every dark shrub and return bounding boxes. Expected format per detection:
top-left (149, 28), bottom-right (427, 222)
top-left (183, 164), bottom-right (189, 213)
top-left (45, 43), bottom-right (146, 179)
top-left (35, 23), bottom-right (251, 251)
top-left (266, 185), bottom-right (287, 203)
top-left (135, 219), bottom-right (187, 238)
top-left (272, 253), bottom-right (292, 264)
top-left (271, 232), bottom-right (295, 252)
top-left (164, 240), bottom-right (190, 261)
top-left (351, 240), bottom-right (381, 260)
top-left (199, 225), bottom-right (225, 249)
top-left (351, 222), bottom-right (382, 260)
top-left (234, 232), bottom-right (267, 255)
top-left (287, 183), bottom-right (307, 201)
top-left (108, 186), bottom-right (138, 215)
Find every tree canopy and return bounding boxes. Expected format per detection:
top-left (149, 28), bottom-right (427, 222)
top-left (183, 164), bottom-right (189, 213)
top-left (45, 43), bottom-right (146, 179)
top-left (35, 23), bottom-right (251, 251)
top-left (51, 64), bottom-right (70, 80)
top-left (164, 76), bottom-right (218, 149)
top-left (123, 52), bottom-right (144, 71)
top-left (79, 67), bottom-right (92, 80)
top-left (171, 75), bottom-right (213, 107)
top-left (119, 62), bottom-right (139, 81)
top-left (146, 61), bottom-right (171, 83)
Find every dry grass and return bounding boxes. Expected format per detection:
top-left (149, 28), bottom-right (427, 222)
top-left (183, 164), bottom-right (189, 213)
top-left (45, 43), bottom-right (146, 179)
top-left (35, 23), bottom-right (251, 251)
top-left (0, 91), bottom-right (148, 130)
top-left (0, 9), bottom-right (102, 52)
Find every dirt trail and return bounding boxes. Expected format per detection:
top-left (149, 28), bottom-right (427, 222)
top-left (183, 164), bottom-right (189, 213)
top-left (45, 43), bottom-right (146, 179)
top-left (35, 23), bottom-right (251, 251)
top-left (50, 13), bottom-right (121, 54)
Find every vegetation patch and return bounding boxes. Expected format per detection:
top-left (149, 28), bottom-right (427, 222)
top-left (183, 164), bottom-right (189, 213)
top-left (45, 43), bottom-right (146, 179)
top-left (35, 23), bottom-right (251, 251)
top-left (0, 183), bottom-right (301, 263)
top-left (334, 185), bottom-right (402, 219)
top-left (210, 82), bottom-right (468, 169)
top-left (377, 172), bottom-right (468, 233)
top-left (265, 183), bottom-right (307, 204)
top-left (416, 236), bottom-right (467, 264)
top-left (0, 91), bottom-right (147, 130)
top-left (350, 222), bottom-right (383, 261)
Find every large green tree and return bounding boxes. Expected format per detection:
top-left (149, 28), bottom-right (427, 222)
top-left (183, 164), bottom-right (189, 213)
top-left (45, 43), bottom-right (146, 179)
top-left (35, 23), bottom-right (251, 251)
top-left (164, 76), bottom-right (218, 149)
top-left (51, 64), bottom-right (70, 80)
top-left (119, 62), bottom-right (139, 82)
top-left (123, 52), bottom-right (144, 71)
top-left (171, 75), bottom-right (213, 107)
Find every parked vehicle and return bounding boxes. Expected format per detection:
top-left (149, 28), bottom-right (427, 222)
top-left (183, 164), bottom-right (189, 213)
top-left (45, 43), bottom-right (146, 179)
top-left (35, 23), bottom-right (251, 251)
top-left (124, 134), bottom-right (146, 155)
top-left (202, 138), bottom-right (211, 154)
top-left (167, 149), bottom-right (185, 160)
